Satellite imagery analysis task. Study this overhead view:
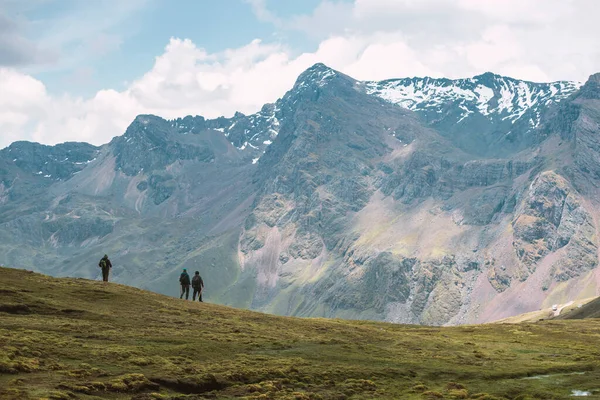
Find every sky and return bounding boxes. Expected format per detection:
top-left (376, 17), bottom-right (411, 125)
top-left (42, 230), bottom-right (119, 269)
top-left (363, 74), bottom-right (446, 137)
top-left (0, 0), bottom-right (599, 149)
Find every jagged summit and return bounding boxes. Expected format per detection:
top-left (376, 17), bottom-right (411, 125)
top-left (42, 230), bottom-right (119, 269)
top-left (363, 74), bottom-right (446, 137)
top-left (473, 71), bottom-right (500, 79)
top-left (366, 73), bottom-right (580, 122)
top-left (470, 71), bottom-right (563, 84)
top-left (576, 72), bottom-right (600, 100)
top-left (135, 114), bottom-right (164, 122)
top-left (305, 62), bottom-right (333, 72)
top-left (293, 63), bottom-right (354, 91)
top-left (587, 72), bottom-right (600, 84)
top-left (298, 62), bottom-right (338, 77)
top-left (123, 114), bottom-right (171, 137)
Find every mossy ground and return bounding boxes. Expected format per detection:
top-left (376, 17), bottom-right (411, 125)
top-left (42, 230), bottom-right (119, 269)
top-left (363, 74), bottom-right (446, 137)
top-left (1, 267), bottom-right (600, 399)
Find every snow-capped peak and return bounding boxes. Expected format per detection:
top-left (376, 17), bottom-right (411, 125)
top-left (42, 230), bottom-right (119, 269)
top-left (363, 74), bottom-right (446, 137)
top-left (294, 63), bottom-right (339, 90)
top-left (365, 73), bottom-right (582, 127)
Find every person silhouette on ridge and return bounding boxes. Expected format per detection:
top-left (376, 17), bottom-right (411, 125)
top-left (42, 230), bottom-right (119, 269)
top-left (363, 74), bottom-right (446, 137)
top-left (98, 254), bottom-right (112, 283)
top-left (192, 271), bottom-right (204, 302)
top-left (179, 269), bottom-right (191, 300)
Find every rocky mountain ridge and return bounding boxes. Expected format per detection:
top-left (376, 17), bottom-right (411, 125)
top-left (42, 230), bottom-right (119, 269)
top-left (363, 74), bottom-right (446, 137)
top-left (367, 72), bottom-right (580, 125)
top-left (1, 64), bottom-right (599, 326)
top-left (366, 72), bottom-right (582, 156)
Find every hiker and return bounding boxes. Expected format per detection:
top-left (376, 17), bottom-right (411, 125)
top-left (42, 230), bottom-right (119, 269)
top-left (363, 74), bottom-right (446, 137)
top-left (98, 254), bottom-right (112, 282)
top-left (179, 269), bottom-right (191, 300)
top-left (192, 271), bottom-right (204, 302)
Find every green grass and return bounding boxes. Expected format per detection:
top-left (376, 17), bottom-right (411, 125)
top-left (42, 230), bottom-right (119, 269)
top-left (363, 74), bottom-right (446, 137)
top-left (1, 267), bottom-right (600, 399)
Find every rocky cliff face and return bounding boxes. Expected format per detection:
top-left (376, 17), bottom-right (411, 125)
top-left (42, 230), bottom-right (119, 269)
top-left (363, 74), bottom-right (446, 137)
top-left (2, 64), bottom-right (600, 326)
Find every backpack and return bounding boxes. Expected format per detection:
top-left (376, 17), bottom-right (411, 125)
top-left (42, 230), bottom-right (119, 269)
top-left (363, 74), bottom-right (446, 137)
top-left (180, 273), bottom-right (191, 285)
top-left (99, 259), bottom-right (107, 269)
top-left (192, 275), bottom-right (201, 288)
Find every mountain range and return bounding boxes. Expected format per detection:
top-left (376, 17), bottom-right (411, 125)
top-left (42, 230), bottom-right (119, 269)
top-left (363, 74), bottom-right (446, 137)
top-left (2, 63), bottom-right (600, 326)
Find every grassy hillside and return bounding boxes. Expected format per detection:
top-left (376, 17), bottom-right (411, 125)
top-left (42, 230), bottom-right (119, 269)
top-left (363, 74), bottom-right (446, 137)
top-left (493, 298), bottom-right (597, 324)
top-left (558, 297), bottom-right (600, 320)
top-left (1, 267), bottom-right (600, 400)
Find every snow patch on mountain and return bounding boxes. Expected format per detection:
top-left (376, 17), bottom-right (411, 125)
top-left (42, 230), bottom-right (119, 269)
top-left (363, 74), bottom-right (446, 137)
top-left (169, 103), bottom-right (281, 164)
top-left (365, 73), bottom-right (582, 127)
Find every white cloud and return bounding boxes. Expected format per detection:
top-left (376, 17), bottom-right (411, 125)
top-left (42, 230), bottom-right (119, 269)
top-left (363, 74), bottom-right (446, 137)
top-left (1, 0), bottom-right (599, 148)
top-left (280, 0), bottom-right (600, 81)
top-left (298, 32), bottom-right (443, 81)
top-left (457, 0), bottom-right (571, 23)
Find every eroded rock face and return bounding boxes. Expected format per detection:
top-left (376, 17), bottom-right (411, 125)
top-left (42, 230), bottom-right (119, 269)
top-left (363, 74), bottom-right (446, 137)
top-left (512, 172), bottom-right (597, 282)
top-left (239, 66), bottom-right (397, 271)
top-left (233, 69), bottom-right (600, 325)
top-left (325, 253), bottom-right (414, 314)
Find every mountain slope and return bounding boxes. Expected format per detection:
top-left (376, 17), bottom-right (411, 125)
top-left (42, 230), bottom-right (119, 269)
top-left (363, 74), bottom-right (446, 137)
top-left (558, 296), bottom-right (600, 320)
top-left (1, 64), bottom-right (599, 327)
top-left (233, 65), bottom-right (600, 325)
top-left (2, 267), bottom-right (600, 400)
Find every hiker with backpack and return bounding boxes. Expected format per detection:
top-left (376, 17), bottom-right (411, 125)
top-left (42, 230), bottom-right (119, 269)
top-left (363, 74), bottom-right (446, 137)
top-left (192, 271), bottom-right (204, 302)
top-left (98, 254), bottom-right (112, 282)
top-left (179, 269), bottom-right (191, 300)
